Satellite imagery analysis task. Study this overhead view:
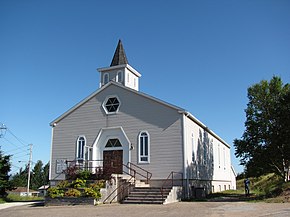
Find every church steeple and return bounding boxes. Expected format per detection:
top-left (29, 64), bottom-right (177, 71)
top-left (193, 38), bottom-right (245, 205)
top-left (97, 40), bottom-right (141, 91)
top-left (110, 40), bottom-right (128, 66)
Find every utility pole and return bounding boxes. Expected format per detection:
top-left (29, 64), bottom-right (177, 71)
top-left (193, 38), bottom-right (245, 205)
top-left (0, 123), bottom-right (7, 138)
top-left (27, 144), bottom-right (33, 195)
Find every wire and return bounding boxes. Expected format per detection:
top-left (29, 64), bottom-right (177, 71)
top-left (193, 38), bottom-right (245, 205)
top-left (2, 137), bottom-right (29, 153)
top-left (6, 128), bottom-right (28, 146)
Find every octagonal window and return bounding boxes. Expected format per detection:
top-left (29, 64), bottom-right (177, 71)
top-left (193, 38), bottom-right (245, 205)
top-left (103, 96), bottom-right (120, 114)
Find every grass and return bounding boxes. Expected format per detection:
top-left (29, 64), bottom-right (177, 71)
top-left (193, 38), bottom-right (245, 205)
top-left (208, 173), bottom-right (290, 203)
top-left (3, 194), bottom-right (44, 202)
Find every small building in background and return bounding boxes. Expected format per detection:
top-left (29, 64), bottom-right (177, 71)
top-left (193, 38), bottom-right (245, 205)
top-left (38, 185), bottom-right (50, 197)
top-left (8, 187), bottom-right (39, 197)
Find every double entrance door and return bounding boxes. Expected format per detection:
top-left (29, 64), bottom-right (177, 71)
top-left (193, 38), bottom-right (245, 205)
top-left (103, 150), bottom-right (123, 176)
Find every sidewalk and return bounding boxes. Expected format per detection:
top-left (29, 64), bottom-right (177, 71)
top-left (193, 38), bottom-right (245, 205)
top-left (0, 201), bottom-right (39, 210)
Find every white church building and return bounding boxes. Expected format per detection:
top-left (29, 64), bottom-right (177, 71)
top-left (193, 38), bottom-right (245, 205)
top-left (49, 40), bottom-right (236, 201)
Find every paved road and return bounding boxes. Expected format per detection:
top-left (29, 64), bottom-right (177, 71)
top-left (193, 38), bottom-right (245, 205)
top-left (0, 202), bottom-right (290, 217)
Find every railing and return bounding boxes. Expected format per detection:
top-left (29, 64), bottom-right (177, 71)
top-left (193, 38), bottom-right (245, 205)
top-left (65, 159), bottom-right (103, 171)
top-left (160, 171), bottom-right (183, 201)
top-left (102, 164), bottom-right (136, 204)
top-left (102, 163), bottom-right (153, 204)
top-left (64, 160), bottom-right (107, 179)
top-left (64, 159), bottom-right (153, 203)
top-left (127, 162), bottom-right (152, 184)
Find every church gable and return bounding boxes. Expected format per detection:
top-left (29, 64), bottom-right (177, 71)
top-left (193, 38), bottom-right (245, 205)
top-left (95, 83), bottom-right (182, 130)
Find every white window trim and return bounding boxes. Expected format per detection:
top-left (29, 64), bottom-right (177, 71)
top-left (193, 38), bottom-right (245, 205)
top-left (102, 95), bottom-right (121, 115)
top-left (103, 73), bottom-right (109, 85)
top-left (116, 70), bottom-right (123, 83)
top-left (223, 147), bottom-right (226, 170)
top-left (76, 136), bottom-right (87, 160)
top-left (127, 72), bottom-right (130, 83)
top-left (191, 132), bottom-right (195, 162)
top-left (218, 143), bottom-right (221, 168)
top-left (138, 131), bottom-right (150, 164)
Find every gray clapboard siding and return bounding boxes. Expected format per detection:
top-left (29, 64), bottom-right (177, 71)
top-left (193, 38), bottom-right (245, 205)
top-left (50, 83), bottom-right (183, 180)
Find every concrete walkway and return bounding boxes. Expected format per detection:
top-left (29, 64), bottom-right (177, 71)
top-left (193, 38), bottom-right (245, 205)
top-left (0, 201), bottom-right (40, 210)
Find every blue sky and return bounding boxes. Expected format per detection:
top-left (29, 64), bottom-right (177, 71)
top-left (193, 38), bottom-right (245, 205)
top-left (0, 0), bottom-right (289, 175)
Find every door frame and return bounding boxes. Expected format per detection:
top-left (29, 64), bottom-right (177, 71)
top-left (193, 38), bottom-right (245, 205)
top-left (92, 127), bottom-right (131, 170)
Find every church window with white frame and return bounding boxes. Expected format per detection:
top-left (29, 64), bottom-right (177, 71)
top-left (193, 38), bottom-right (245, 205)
top-left (138, 131), bottom-right (150, 163)
top-left (103, 73), bottom-right (109, 85)
top-left (76, 136), bottom-right (86, 160)
top-left (116, 71), bottom-right (122, 83)
top-left (191, 132), bottom-right (195, 162)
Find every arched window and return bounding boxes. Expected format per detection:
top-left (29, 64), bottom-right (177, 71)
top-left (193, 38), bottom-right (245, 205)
top-left (116, 71), bottom-right (122, 83)
top-left (191, 133), bottom-right (195, 162)
top-left (138, 131), bottom-right (150, 163)
top-left (103, 73), bottom-right (109, 85)
top-left (76, 136), bottom-right (86, 159)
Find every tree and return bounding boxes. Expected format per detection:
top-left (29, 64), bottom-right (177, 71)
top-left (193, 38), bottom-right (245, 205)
top-left (31, 160), bottom-right (49, 190)
top-left (11, 161), bottom-right (50, 190)
top-left (0, 150), bottom-right (13, 197)
top-left (234, 76), bottom-right (290, 181)
top-left (10, 166), bottom-right (28, 187)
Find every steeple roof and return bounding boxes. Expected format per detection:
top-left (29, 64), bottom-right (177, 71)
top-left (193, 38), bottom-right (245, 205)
top-left (110, 40), bottom-right (128, 66)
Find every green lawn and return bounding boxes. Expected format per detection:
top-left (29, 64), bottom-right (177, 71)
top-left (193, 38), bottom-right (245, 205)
top-left (208, 173), bottom-right (290, 203)
top-left (1, 194), bottom-right (44, 203)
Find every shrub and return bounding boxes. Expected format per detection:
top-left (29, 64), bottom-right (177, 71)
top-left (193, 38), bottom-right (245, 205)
top-left (47, 187), bottom-right (64, 198)
top-left (83, 187), bottom-right (101, 199)
top-left (89, 180), bottom-right (105, 190)
top-left (77, 170), bottom-right (92, 180)
top-left (64, 188), bottom-right (81, 197)
top-left (57, 180), bottom-right (69, 189)
top-left (71, 178), bottom-right (86, 188)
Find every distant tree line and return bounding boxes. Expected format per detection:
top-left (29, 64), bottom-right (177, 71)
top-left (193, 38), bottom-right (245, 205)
top-left (0, 148), bottom-right (49, 198)
top-left (0, 150), bottom-right (13, 197)
top-left (234, 76), bottom-right (290, 181)
top-left (11, 160), bottom-right (49, 190)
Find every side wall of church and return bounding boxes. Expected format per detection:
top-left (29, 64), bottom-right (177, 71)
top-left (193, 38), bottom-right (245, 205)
top-left (183, 115), bottom-right (235, 193)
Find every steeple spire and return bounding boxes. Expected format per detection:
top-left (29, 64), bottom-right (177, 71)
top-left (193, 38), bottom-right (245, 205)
top-left (98, 40), bottom-right (141, 91)
top-left (110, 39), bottom-right (128, 66)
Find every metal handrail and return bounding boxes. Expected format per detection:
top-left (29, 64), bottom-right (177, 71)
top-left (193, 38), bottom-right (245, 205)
top-left (127, 162), bottom-right (152, 183)
top-left (160, 171), bottom-right (183, 201)
top-left (102, 164), bottom-right (136, 204)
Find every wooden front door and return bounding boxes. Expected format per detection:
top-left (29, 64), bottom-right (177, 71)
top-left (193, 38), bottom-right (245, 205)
top-left (103, 150), bottom-right (123, 177)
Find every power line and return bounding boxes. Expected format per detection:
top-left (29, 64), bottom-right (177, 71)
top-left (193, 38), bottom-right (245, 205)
top-left (2, 135), bottom-right (29, 152)
top-left (6, 128), bottom-right (28, 146)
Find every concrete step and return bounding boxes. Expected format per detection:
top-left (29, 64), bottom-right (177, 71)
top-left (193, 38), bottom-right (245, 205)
top-left (122, 187), bottom-right (172, 205)
top-left (135, 180), bottom-right (150, 187)
top-left (122, 199), bottom-right (163, 204)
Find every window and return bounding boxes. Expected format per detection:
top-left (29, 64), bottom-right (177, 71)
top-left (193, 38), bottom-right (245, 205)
top-left (223, 147), bottom-right (226, 170)
top-left (218, 144), bottom-right (221, 168)
top-left (102, 96), bottom-right (121, 114)
top-left (103, 73), bottom-right (109, 84)
top-left (191, 133), bottom-right (195, 162)
top-left (76, 136), bottom-right (86, 159)
top-left (117, 71), bottom-right (122, 83)
top-left (138, 131), bottom-right (150, 163)
top-left (105, 139), bottom-right (122, 148)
